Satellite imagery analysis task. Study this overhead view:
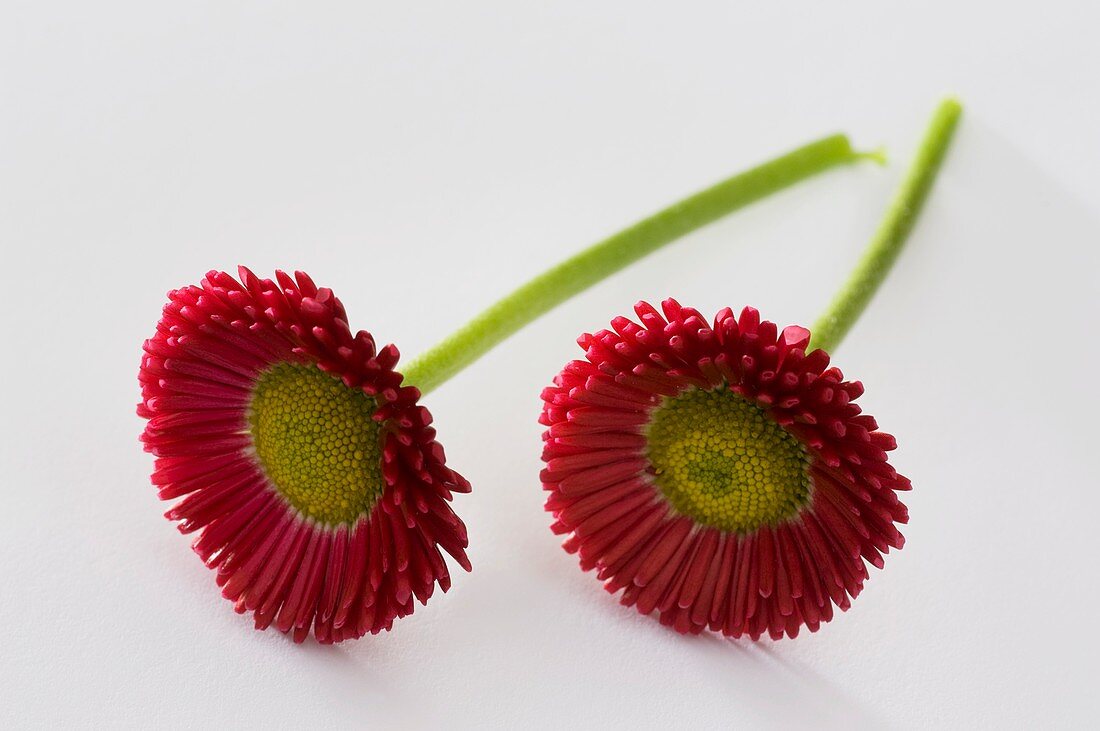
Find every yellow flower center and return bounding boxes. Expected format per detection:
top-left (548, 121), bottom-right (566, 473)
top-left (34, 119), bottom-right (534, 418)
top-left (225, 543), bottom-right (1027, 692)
top-left (247, 362), bottom-right (384, 525)
top-left (645, 387), bottom-right (812, 534)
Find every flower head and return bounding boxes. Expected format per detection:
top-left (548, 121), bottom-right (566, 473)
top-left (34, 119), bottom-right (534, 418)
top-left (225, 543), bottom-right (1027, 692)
top-left (138, 267), bottom-right (470, 643)
top-left (539, 300), bottom-right (909, 640)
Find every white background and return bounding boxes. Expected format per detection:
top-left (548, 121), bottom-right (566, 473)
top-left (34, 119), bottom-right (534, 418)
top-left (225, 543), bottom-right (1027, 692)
top-left (3, 2), bottom-right (1098, 728)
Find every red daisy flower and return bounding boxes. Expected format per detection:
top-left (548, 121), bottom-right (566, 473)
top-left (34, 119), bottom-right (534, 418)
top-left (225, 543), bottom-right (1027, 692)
top-left (539, 300), bottom-right (910, 640)
top-left (138, 267), bottom-right (470, 643)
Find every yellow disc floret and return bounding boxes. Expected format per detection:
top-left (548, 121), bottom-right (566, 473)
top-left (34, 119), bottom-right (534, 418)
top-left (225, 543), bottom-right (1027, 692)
top-left (645, 387), bottom-right (812, 534)
top-left (248, 362), bottom-right (384, 525)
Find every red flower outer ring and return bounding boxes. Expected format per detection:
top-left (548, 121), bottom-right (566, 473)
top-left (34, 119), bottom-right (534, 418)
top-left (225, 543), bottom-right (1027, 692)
top-left (539, 299), bottom-right (910, 640)
top-left (139, 267), bottom-right (470, 643)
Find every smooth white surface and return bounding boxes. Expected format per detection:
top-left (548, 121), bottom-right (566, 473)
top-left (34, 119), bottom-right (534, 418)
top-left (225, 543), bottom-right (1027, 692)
top-left (3, 2), bottom-right (1098, 728)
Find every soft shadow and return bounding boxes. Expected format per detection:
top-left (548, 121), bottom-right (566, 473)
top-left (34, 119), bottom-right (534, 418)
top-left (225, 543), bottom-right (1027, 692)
top-left (293, 637), bottom-right (435, 727)
top-left (677, 632), bottom-right (890, 729)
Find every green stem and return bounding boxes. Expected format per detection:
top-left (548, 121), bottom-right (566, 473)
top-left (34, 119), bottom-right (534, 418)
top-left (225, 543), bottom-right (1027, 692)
top-left (404, 134), bottom-right (881, 395)
top-left (809, 98), bottom-right (963, 353)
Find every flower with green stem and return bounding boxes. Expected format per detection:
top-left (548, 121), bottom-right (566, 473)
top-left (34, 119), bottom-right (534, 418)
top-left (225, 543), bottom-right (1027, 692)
top-left (138, 132), bottom-right (878, 642)
top-left (539, 98), bottom-right (961, 639)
